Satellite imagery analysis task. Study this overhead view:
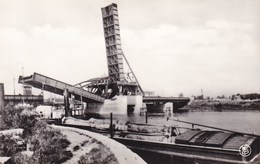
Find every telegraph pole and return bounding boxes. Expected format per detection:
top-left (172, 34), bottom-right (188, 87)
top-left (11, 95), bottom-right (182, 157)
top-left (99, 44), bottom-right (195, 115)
top-left (0, 83), bottom-right (5, 111)
top-left (13, 78), bottom-right (16, 95)
top-left (22, 67), bottom-right (25, 104)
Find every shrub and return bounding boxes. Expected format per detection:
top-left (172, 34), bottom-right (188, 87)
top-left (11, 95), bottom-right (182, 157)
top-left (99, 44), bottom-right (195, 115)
top-left (1, 106), bottom-right (73, 163)
top-left (73, 145), bottom-right (80, 151)
top-left (20, 115), bottom-right (37, 139)
top-left (5, 152), bottom-right (39, 164)
top-left (6, 121), bottom-right (73, 164)
top-left (79, 144), bottom-right (118, 164)
top-left (29, 121), bottom-right (72, 163)
top-left (0, 105), bottom-right (23, 130)
top-left (0, 134), bottom-right (19, 156)
top-left (0, 105), bottom-right (37, 132)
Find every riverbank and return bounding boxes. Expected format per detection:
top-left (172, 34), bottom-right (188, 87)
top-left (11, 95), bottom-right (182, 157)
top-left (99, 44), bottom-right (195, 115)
top-left (0, 122), bottom-right (146, 164)
top-left (185, 99), bottom-right (260, 111)
top-left (52, 125), bottom-right (146, 164)
top-left (0, 106), bottom-right (146, 164)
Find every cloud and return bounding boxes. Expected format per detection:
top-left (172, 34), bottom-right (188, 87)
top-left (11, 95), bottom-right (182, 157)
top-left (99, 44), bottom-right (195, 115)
top-left (121, 20), bottom-right (260, 96)
top-left (0, 25), bottom-right (107, 94)
top-left (0, 0), bottom-right (259, 97)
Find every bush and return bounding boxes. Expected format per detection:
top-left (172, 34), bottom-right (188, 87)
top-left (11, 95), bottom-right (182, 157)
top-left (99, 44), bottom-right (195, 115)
top-left (29, 121), bottom-right (72, 163)
top-left (79, 144), bottom-right (118, 164)
top-left (0, 134), bottom-right (19, 156)
top-left (6, 121), bottom-right (72, 164)
top-left (5, 152), bottom-right (39, 164)
top-left (1, 106), bottom-right (73, 163)
top-left (0, 105), bottom-right (37, 131)
top-left (73, 145), bottom-right (80, 151)
top-left (0, 106), bottom-right (23, 130)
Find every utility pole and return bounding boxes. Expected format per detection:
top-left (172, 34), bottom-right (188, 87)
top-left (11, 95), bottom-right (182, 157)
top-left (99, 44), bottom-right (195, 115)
top-left (0, 83), bottom-right (4, 111)
top-left (41, 82), bottom-right (45, 101)
top-left (22, 67), bottom-right (25, 104)
top-left (13, 78), bottom-right (16, 95)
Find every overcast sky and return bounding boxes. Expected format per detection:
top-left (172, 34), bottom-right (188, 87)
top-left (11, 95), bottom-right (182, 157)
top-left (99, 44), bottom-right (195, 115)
top-left (0, 0), bottom-right (259, 97)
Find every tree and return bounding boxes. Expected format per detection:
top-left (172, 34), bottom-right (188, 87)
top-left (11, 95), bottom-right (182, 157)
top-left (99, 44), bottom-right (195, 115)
top-left (179, 92), bottom-right (184, 97)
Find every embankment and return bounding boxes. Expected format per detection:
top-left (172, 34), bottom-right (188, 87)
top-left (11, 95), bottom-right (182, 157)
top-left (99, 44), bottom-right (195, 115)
top-left (53, 125), bottom-right (146, 164)
top-left (186, 99), bottom-right (260, 111)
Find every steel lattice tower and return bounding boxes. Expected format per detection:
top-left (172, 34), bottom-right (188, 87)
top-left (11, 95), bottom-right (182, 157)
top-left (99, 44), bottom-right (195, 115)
top-left (102, 3), bottom-right (124, 83)
top-left (101, 3), bottom-right (144, 96)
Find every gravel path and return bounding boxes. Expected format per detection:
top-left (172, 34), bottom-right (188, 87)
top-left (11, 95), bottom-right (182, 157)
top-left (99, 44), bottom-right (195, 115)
top-left (52, 125), bottom-right (146, 164)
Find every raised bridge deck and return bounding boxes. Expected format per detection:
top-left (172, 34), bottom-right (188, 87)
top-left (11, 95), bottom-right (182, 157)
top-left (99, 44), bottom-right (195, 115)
top-left (18, 73), bottom-right (105, 103)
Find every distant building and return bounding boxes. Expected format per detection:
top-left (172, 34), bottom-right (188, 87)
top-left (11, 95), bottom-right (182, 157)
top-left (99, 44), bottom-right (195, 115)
top-left (23, 85), bottom-right (32, 95)
top-left (144, 91), bottom-right (155, 96)
top-left (194, 95), bottom-right (204, 100)
top-left (231, 94), bottom-right (242, 100)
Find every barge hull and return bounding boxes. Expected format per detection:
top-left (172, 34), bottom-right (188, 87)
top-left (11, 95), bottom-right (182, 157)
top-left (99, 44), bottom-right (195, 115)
top-left (114, 137), bottom-right (259, 164)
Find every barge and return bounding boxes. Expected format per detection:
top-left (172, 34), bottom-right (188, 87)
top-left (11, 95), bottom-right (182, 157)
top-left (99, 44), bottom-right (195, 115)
top-left (58, 117), bottom-right (260, 164)
top-left (114, 130), bottom-right (259, 163)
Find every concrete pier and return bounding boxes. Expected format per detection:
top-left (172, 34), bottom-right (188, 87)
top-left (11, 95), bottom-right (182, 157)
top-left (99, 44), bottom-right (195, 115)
top-left (63, 89), bottom-right (70, 117)
top-left (0, 83), bottom-right (4, 110)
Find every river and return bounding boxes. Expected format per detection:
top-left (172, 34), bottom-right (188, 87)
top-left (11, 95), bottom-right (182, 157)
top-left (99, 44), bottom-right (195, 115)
top-left (102, 110), bottom-right (260, 135)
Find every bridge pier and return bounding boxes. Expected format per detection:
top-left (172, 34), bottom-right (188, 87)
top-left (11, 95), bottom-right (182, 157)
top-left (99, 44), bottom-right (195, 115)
top-left (0, 83), bottom-right (4, 111)
top-left (63, 89), bottom-right (71, 117)
top-left (172, 103), bottom-right (176, 112)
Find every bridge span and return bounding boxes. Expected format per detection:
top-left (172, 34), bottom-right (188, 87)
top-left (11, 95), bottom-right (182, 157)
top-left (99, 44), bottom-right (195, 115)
top-left (143, 96), bottom-right (190, 104)
top-left (143, 96), bottom-right (190, 112)
top-left (18, 73), bottom-right (105, 103)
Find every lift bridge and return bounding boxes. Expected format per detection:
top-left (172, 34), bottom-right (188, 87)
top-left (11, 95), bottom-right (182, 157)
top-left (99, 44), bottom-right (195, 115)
top-left (19, 3), bottom-right (189, 115)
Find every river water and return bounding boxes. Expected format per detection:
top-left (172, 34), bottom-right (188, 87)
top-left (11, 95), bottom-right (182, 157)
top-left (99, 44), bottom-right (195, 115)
top-left (172, 110), bottom-right (260, 135)
top-left (102, 110), bottom-right (260, 135)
